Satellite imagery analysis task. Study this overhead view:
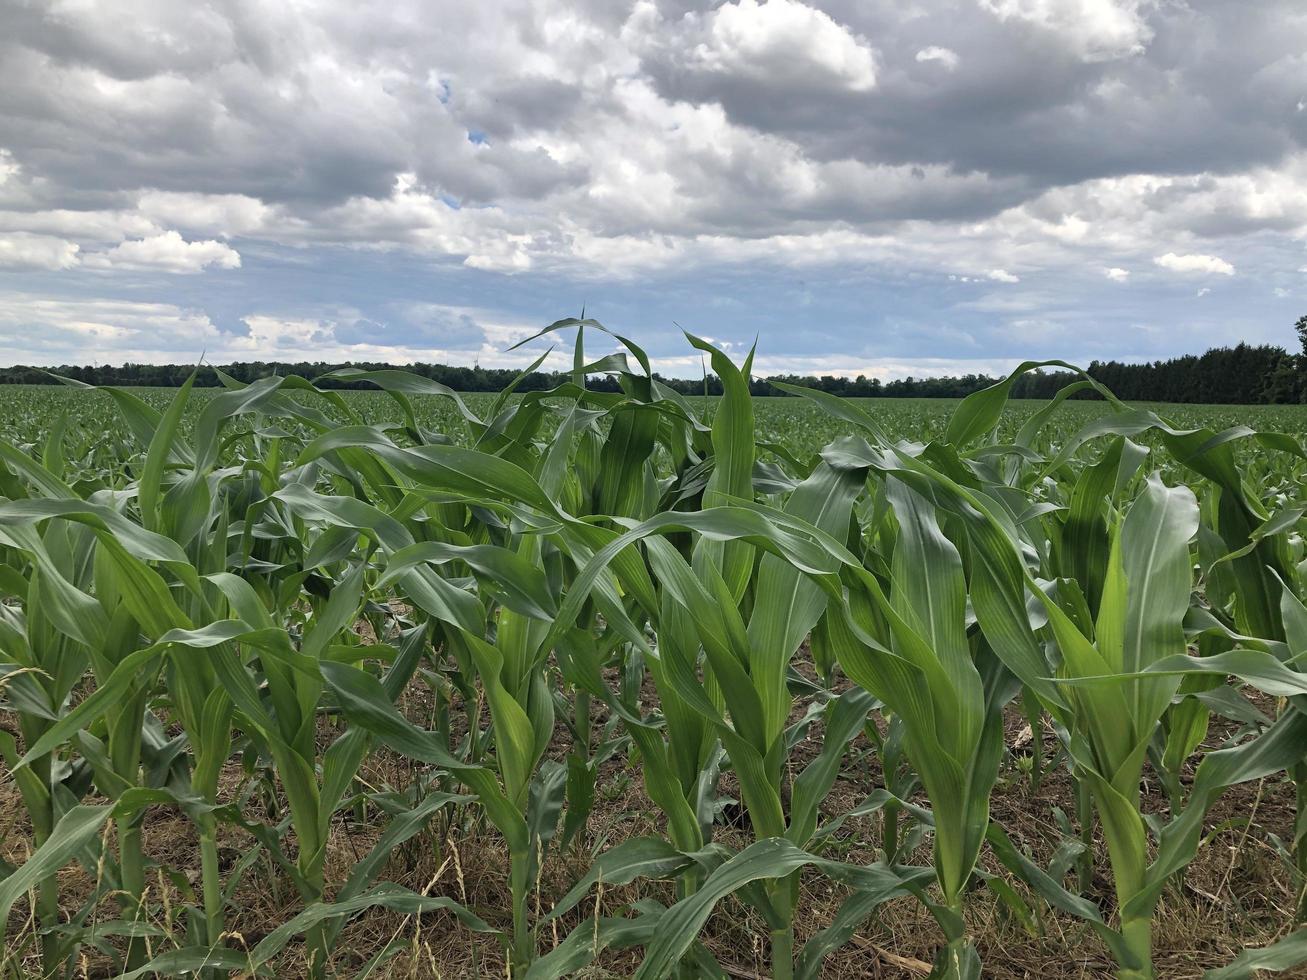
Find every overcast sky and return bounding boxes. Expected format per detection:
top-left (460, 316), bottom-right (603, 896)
top-left (0, 0), bottom-right (1305, 377)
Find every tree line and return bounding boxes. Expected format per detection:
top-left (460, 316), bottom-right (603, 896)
top-left (1, 337), bottom-right (1302, 404)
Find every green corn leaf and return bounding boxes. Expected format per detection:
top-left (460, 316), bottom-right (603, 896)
top-left (1205, 929), bottom-right (1307, 979)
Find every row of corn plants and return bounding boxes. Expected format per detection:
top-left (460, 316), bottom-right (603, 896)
top-left (2, 320), bottom-right (1307, 978)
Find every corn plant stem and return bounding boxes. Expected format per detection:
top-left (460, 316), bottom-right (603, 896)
top-left (298, 846), bottom-right (330, 979)
top-left (1295, 762), bottom-right (1307, 922)
top-left (676, 869), bottom-right (699, 901)
top-left (305, 921), bottom-right (332, 980)
top-left (118, 818), bottom-right (148, 971)
top-left (37, 874), bottom-right (60, 979)
top-left (467, 701), bottom-right (486, 764)
top-left (26, 751), bottom-right (61, 977)
top-left (298, 881), bottom-right (330, 980)
top-left (768, 874), bottom-right (799, 980)
top-left (435, 685), bottom-right (451, 754)
top-left (770, 926), bottom-right (795, 980)
top-left (940, 901), bottom-right (969, 979)
top-left (1150, 742), bottom-right (1183, 815)
top-left (575, 690), bottom-right (592, 757)
top-left (1099, 781), bottom-right (1154, 980)
top-left (510, 849), bottom-right (533, 972)
top-left (666, 824), bottom-right (706, 978)
top-left (670, 872), bottom-right (702, 980)
top-left (198, 822), bottom-right (224, 944)
top-left (1117, 915), bottom-right (1154, 980)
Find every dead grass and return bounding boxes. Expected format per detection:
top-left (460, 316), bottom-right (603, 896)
top-left (3, 676), bottom-right (1303, 979)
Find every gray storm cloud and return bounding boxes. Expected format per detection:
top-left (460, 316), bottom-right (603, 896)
top-left (0, 0), bottom-right (1303, 367)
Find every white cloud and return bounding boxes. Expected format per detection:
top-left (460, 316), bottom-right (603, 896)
top-left (681, 0), bottom-right (878, 92)
top-left (977, 0), bottom-right (1153, 62)
top-left (463, 236), bottom-right (535, 272)
top-left (1197, 287), bottom-right (1211, 297)
top-left (0, 208), bottom-right (159, 243)
top-left (0, 295), bottom-right (534, 367)
top-left (83, 231), bottom-right (242, 273)
top-left (0, 4), bottom-right (1300, 293)
top-left (0, 1), bottom-right (1303, 368)
top-left (1154, 252), bottom-right (1236, 276)
top-left (233, 316), bottom-right (331, 354)
top-left (1275, 287), bottom-right (1290, 297)
top-left (915, 46), bottom-right (960, 69)
top-left (136, 192), bottom-right (270, 238)
top-left (0, 234), bottom-right (80, 270)
top-left (0, 294), bottom-right (222, 363)
top-left (226, 311), bottom-right (526, 364)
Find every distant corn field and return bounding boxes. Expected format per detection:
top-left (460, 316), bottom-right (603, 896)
top-left (2, 319), bottom-right (1306, 979)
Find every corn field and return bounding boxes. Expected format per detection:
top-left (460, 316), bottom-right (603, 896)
top-left (3, 318), bottom-right (1307, 979)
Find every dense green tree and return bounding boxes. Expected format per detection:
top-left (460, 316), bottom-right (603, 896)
top-left (1, 341), bottom-right (1302, 404)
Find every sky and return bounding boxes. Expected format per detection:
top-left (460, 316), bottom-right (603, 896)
top-left (0, 0), bottom-right (1305, 379)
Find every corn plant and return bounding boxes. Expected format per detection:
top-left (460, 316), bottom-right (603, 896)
top-left (4, 324), bottom-right (1307, 980)
top-left (515, 339), bottom-right (944, 979)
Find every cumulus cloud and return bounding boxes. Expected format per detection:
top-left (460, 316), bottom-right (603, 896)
top-left (136, 192), bottom-right (270, 238)
top-left (674, 0), bottom-right (878, 93)
top-left (977, 0), bottom-right (1153, 62)
top-left (0, 294), bottom-right (222, 363)
top-left (0, 234), bottom-right (80, 270)
top-left (228, 309), bottom-right (504, 363)
top-left (0, 0), bottom-right (1303, 370)
top-left (2, 2), bottom-right (1303, 266)
top-left (915, 46), bottom-right (960, 69)
top-left (1154, 252), bottom-right (1236, 276)
top-left (83, 232), bottom-right (242, 273)
top-left (0, 293), bottom-right (521, 366)
top-left (232, 316), bottom-right (330, 354)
